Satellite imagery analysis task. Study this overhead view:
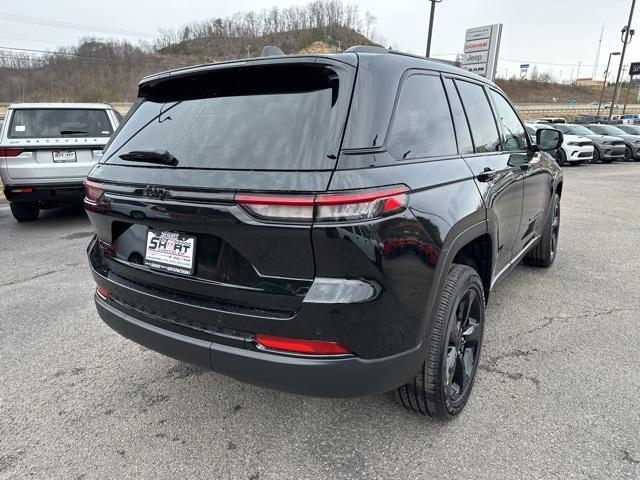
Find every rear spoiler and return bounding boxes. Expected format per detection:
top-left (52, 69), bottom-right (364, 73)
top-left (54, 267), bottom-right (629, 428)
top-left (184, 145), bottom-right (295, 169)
top-left (138, 54), bottom-right (357, 90)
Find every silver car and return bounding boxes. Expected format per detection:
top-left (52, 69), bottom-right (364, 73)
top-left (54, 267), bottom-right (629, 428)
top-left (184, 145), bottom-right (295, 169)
top-left (0, 103), bottom-right (120, 221)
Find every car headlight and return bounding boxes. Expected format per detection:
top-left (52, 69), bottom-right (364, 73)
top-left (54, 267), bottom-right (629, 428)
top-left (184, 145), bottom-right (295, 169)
top-left (634, 140), bottom-right (640, 144)
top-left (567, 142), bottom-right (579, 146)
top-left (602, 141), bottom-right (610, 145)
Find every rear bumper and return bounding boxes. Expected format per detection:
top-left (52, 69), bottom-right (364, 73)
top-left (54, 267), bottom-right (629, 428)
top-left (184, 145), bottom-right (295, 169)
top-left (3, 182), bottom-right (84, 204)
top-left (95, 295), bottom-right (425, 397)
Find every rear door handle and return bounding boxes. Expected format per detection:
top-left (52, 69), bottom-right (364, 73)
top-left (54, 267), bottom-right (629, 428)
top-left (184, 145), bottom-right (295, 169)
top-left (476, 167), bottom-right (497, 182)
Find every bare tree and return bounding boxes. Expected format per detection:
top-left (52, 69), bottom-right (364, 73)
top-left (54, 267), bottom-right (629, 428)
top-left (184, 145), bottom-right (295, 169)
top-left (364, 11), bottom-right (377, 38)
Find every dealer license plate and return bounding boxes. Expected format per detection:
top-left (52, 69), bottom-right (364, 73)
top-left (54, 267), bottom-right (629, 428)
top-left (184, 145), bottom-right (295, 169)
top-left (52, 150), bottom-right (77, 162)
top-left (144, 230), bottom-right (196, 275)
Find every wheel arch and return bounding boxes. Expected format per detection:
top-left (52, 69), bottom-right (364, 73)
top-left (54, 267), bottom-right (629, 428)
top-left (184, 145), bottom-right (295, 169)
top-left (419, 220), bottom-right (492, 339)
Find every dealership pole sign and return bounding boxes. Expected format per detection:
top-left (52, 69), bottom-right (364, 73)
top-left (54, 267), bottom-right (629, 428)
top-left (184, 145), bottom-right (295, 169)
top-left (461, 24), bottom-right (503, 81)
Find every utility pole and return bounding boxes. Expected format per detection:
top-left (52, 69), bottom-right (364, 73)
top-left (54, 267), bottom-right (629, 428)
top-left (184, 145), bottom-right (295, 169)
top-left (576, 61), bottom-right (582, 83)
top-left (598, 51), bottom-right (621, 116)
top-left (425, 0), bottom-right (443, 57)
top-left (609, 0), bottom-right (636, 121)
top-left (622, 79), bottom-right (634, 114)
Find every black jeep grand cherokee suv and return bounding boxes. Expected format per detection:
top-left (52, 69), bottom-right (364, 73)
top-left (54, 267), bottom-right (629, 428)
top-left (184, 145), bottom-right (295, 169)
top-left (85, 47), bottom-right (563, 421)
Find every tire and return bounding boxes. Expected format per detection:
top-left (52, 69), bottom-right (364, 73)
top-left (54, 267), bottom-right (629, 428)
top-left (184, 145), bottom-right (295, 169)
top-left (555, 148), bottom-right (567, 167)
top-left (395, 264), bottom-right (485, 421)
top-left (592, 147), bottom-right (601, 164)
top-left (624, 145), bottom-right (633, 162)
top-left (523, 192), bottom-right (560, 268)
top-left (10, 202), bottom-right (39, 222)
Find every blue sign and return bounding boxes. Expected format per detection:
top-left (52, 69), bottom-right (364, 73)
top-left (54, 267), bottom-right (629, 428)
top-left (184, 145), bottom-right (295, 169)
top-left (520, 64), bottom-right (530, 69)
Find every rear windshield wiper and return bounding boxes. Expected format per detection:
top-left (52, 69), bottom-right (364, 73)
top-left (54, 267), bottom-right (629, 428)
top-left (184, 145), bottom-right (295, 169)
top-left (118, 149), bottom-right (179, 166)
top-left (60, 129), bottom-right (89, 135)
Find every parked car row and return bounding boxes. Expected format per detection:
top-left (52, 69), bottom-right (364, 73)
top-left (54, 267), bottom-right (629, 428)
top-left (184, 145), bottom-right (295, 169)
top-left (572, 113), bottom-right (640, 125)
top-left (526, 121), bottom-right (640, 165)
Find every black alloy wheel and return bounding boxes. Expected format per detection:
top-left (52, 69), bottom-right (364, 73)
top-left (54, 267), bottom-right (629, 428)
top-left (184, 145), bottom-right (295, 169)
top-left (396, 264), bottom-right (485, 421)
top-left (443, 287), bottom-right (483, 408)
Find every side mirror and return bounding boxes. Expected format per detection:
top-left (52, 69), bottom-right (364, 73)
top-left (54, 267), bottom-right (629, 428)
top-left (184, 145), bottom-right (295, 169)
top-left (536, 128), bottom-right (563, 152)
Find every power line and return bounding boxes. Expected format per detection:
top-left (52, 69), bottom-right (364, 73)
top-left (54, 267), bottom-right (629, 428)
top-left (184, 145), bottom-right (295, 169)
top-left (0, 11), bottom-right (156, 38)
top-left (0, 45), bottom-right (192, 69)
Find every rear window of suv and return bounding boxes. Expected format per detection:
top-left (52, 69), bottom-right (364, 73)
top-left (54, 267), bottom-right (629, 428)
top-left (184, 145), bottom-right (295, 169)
top-left (104, 64), bottom-right (348, 171)
top-left (8, 109), bottom-right (113, 138)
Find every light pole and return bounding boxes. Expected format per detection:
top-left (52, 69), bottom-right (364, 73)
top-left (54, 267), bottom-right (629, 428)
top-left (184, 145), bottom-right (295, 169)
top-left (598, 51), bottom-right (621, 117)
top-left (609, 0), bottom-right (636, 121)
top-left (425, 0), bottom-right (443, 57)
top-left (622, 77), bottom-right (634, 114)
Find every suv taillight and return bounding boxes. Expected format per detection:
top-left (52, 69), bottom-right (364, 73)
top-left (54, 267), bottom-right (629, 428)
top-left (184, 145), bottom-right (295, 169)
top-left (235, 185), bottom-right (409, 223)
top-left (84, 179), bottom-right (107, 211)
top-left (0, 147), bottom-right (24, 157)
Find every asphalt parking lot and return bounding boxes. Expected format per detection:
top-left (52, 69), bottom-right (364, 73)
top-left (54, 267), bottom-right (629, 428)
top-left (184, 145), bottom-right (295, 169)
top-left (1, 162), bottom-right (639, 480)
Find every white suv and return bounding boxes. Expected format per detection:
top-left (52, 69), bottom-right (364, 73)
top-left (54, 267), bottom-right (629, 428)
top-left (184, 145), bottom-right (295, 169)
top-left (526, 123), bottom-right (593, 166)
top-left (0, 103), bottom-right (121, 221)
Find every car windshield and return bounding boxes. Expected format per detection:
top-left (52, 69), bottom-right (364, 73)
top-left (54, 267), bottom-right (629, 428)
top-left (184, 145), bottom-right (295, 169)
top-left (620, 125), bottom-right (640, 134)
top-left (8, 108), bottom-right (113, 138)
top-left (566, 125), bottom-right (595, 135)
top-left (598, 125), bottom-right (626, 135)
top-left (588, 125), bottom-right (625, 135)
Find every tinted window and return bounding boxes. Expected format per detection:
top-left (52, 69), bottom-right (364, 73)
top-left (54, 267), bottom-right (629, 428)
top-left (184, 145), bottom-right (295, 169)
top-left (455, 81), bottom-right (500, 153)
top-left (104, 65), bottom-right (346, 170)
top-left (490, 91), bottom-right (528, 151)
top-left (443, 78), bottom-right (474, 154)
top-left (387, 74), bottom-right (457, 160)
top-left (8, 109), bottom-right (112, 138)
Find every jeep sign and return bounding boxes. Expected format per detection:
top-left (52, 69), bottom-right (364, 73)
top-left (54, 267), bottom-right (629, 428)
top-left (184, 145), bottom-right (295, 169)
top-left (461, 24), bottom-right (503, 81)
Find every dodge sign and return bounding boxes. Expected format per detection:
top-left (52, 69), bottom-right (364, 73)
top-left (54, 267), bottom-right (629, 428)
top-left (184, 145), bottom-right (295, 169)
top-left (461, 24), bottom-right (503, 81)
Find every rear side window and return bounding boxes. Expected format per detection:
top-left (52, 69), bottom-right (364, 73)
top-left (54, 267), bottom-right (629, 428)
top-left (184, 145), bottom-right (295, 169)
top-left (455, 81), bottom-right (501, 153)
top-left (104, 65), bottom-right (348, 171)
top-left (443, 78), bottom-right (474, 154)
top-left (489, 91), bottom-right (528, 151)
top-left (8, 109), bottom-right (113, 139)
top-left (386, 74), bottom-right (457, 160)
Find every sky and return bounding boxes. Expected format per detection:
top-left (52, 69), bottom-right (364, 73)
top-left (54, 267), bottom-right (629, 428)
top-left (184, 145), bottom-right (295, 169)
top-left (1, 0), bottom-right (639, 83)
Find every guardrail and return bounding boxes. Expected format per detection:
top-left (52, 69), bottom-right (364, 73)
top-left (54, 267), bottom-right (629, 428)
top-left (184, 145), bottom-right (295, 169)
top-left (513, 103), bottom-right (640, 115)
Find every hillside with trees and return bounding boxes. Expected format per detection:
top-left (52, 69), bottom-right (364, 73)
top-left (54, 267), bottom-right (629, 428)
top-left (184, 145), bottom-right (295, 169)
top-left (0, 0), bottom-right (627, 106)
top-left (0, 0), bottom-right (381, 103)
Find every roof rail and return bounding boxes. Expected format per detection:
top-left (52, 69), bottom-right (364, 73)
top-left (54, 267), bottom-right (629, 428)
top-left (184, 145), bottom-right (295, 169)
top-left (344, 45), bottom-right (389, 54)
top-left (261, 46), bottom-right (285, 57)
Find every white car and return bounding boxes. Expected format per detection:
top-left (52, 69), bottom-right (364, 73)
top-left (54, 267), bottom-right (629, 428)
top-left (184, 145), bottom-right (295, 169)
top-left (0, 103), bottom-right (121, 221)
top-left (526, 123), bottom-right (593, 165)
